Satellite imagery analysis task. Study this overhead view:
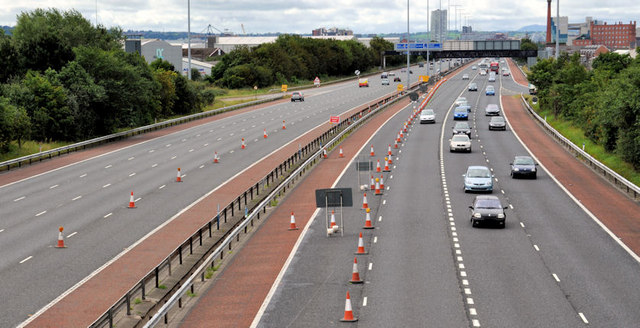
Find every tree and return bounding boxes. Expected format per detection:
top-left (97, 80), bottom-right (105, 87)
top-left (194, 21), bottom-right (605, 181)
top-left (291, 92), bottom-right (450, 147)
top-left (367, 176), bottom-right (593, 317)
top-left (520, 38), bottom-right (538, 51)
top-left (10, 106), bottom-right (31, 148)
top-left (150, 58), bottom-right (175, 72)
top-left (592, 52), bottom-right (632, 74)
top-left (153, 69), bottom-right (178, 117)
top-left (21, 70), bottom-right (73, 141)
top-left (190, 68), bottom-right (202, 81)
top-left (0, 29), bottom-right (20, 83)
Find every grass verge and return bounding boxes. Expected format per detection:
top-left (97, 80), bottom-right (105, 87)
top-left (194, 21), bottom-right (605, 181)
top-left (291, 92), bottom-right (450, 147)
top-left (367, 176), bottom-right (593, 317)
top-left (0, 140), bottom-right (73, 163)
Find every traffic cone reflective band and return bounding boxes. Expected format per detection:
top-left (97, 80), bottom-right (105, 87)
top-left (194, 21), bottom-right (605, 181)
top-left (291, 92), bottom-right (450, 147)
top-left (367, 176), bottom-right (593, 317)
top-left (396, 133), bottom-right (402, 143)
top-left (213, 152), bottom-right (219, 163)
top-left (55, 226), bottom-right (66, 248)
top-left (340, 291), bottom-right (358, 322)
top-left (379, 175), bottom-right (385, 189)
top-left (128, 191), bottom-right (136, 208)
top-left (370, 175), bottom-right (375, 190)
top-left (400, 130), bottom-right (404, 138)
top-left (370, 145), bottom-right (375, 157)
top-left (388, 144), bottom-right (393, 156)
top-left (176, 168), bottom-right (182, 182)
top-left (362, 193), bottom-right (368, 209)
top-left (349, 257), bottom-right (363, 283)
top-left (355, 232), bottom-right (368, 254)
top-left (363, 208), bottom-right (374, 229)
top-left (282, 120), bottom-right (286, 130)
top-left (330, 210), bottom-right (337, 227)
top-left (376, 160), bottom-right (381, 173)
top-left (387, 154), bottom-right (393, 165)
top-left (394, 140), bottom-right (399, 149)
top-left (383, 158), bottom-right (391, 172)
top-left (264, 129), bottom-right (268, 139)
top-left (241, 138), bottom-right (246, 150)
top-left (323, 149), bottom-right (328, 159)
top-left (339, 147), bottom-right (344, 158)
top-left (289, 211), bottom-right (299, 230)
top-left (374, 178), bottom-right (382, 195)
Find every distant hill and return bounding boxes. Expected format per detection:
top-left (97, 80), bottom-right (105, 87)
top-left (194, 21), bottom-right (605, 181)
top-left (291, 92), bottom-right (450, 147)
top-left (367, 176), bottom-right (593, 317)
top-left (518, 25), bottom-right (546, 32)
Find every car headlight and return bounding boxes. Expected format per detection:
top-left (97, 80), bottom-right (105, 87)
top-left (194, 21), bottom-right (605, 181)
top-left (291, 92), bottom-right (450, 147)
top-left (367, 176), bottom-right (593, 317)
top-left (513, 168), bottom-right (519, 171)
top-left (498, 213), bottom-right (505, 219)
top-left (453, 130), bottom-right (458, 133)
top-left (473, 213), bottom-right (481, 218)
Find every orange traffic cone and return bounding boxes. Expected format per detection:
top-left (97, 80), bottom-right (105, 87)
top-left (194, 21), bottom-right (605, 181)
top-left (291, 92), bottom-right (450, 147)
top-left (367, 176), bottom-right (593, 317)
top-left (213, 152), bottom-right (219, 163)
top-left (339, 147), bottom-right (344, 158)
top-left (176, 168), bottom-right (182, 182)
top-left (241, 138), bottom-right (246, 150)
top-left (264, 129), bottom-right (268, 139)
top-left (383, 158), bottom-right (391, 172)
top-left (379, 175), bottom-right (385, 190)
top-left (282, 120), bottom-right (286, 130)
top-left (388, 144), bottom-right (393, 156)
top-left (128, 191), bottom-right (136, 208)
top-left (55, 226), bottom-right (66, 248)
top-left (374, 178), bottom-right (382, 195)
top-left (387, 154), bottom-right (393, 165)
top-left (394, 140), bottom-right (399, 149)
top-left (355, 232), bottom-right (368, 255)
top-left (370, 175), bottom-right (375, 190)
top-left (363, 208), bottom-right (374, 229)
top-left (289, 211), bottom-right (299, 230)
top-left (340, 291), bottom-right (358, 322)
top-left (376, 160), bottom-right (381, 173)
top-left (330, 210), bottom-right (337, 227)
top-left (362, 193), bottom-right (368, 209)
top-left (396, 133), bottom-right (402, 143)
top-left (400, 130), bottom-right (404, 138)
top-left (370, 145), bottom-right (375, 157)
top-left (349, 257), bottom-right (363, 284)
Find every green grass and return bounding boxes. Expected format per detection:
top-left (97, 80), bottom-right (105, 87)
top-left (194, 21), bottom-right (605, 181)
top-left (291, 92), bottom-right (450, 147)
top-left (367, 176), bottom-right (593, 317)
top-left (0, 140), bottom-right (73, 163)
top-left (528, 98), bottom-right (640, 186)
top-left (134, 298), bottom-right (142, 305)
top-left (158, 284), bottom-right (167, 289)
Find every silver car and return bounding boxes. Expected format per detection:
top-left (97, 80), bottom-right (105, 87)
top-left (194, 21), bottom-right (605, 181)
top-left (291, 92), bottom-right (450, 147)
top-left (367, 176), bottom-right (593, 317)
top-left (489, 116), bottom-right (506, 130)
top-left (468, 83), bottom-right (478, 91)
top-left (485, 104), bottom-right (500, 116)
top-left (291, 91), bottom-right (304, 102)
top-left (450, 134), bottom-right (471, 152)
top-left (462, 74), bottom-right (469, 80)
top-left (463, 166), bottom-right (494, 193)
top-left (420, 109), bottom-right (436, 124)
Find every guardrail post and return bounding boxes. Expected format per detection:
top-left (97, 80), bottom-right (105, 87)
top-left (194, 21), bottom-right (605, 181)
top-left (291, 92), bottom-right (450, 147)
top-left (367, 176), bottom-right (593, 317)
top-left (126, 293), bottom-right (131, 315)
top-left (189, 236), bottom-right (193, 255)
top-left (141, 280), bottom-right (146, 300)
top-left (108, 308), bottom-right (113, 327)
top-left (179, 246), bottom-right (183, 265)
top-left (155, 267), bottom-right (159, 288)
top-left (199, 229), bottom-right (203, 246)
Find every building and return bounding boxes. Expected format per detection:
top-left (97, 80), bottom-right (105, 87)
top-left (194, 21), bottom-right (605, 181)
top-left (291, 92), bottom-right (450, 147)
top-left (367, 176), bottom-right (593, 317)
top-left (578, 45), bottom-right (609, 68)
top-left (462, 26), bottom-right (472, 34)
top-left (182, 58), bottom-right (214, 76)
top-left (124, 39), bottom-right (182, 73)
top-left (312, 27), bottom-right (353, 36)
top-left (430, 9), bottom-right (447, 42)
top-left (550, 16), bottom-right (569, 44)
top-left (590, 21), bottom-right (637, 49)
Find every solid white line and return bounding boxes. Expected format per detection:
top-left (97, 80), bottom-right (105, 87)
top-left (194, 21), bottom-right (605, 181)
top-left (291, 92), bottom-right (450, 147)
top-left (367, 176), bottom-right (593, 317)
top-left (552, 273), bottom-right (560, 282)
top-left (20, 256), bottom-right (33, 264)
top-left (79, 173), bottom-right (87, 178)
top-left (103, 184), bottom-right (111, 188)
top-left (35, 211), bottom-right (47, 217)
top-left (362, 296), bottom-right (368, 307)
top-left (14, 196), bottom-right (26, 202)
top-left (72, 196), bottom-right (82, 201)
top-left (104, 213), bottom-right (113, 218)
top-left (578, 313), bottom-right (588, 324)
top-left (49, 184), bottom-right (58, 189)
top-left (67, 232), bottom-right (78, 238)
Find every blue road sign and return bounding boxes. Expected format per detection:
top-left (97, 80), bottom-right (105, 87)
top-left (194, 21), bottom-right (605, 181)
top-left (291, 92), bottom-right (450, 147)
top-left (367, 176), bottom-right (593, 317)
top-left (395, 43), bottom-right (443, 51)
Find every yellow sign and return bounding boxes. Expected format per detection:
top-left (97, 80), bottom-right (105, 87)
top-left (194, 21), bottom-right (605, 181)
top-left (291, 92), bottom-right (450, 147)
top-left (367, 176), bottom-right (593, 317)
top-left (281, 84), bottom-right (288, 92)
top-left (397, 84), bottom-right (404, 91)
top-left (419, 75), bottom-right (430, 82)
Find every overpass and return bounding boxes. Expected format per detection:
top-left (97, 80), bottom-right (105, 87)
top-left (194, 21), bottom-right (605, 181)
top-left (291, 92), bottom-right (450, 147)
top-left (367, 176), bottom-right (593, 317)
top-left (384, 39), bottom-right (537, 59)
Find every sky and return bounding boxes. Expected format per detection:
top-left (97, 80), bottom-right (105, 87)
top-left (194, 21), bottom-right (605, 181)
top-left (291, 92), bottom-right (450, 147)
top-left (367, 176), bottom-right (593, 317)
top-left (0, 0), bottom-right (638, 35)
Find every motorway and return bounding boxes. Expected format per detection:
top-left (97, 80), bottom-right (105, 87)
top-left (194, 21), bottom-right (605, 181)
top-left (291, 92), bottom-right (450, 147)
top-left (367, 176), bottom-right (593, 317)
top-left (252, 62), bottom-right (640, 327)
top-left (0, 62), bottom-right (452, 327)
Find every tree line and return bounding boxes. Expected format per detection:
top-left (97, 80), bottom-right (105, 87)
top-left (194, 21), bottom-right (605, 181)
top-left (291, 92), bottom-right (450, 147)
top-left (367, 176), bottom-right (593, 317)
top-left (0, 9), bottom-right (214, 153)
top-left (528, 51), bottom-right (640, 168)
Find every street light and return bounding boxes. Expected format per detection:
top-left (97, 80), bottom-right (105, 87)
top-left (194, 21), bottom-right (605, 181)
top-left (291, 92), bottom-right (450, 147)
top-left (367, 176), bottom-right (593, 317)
top-left (406, 0), bottom-right (410, 91)
top-left (555, 0), bottom-right (559, 59)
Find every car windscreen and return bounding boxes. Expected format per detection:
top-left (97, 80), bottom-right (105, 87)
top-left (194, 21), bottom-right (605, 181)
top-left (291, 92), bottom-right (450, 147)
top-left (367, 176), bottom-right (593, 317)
top-left (514, 157), bottom-right (534, 165)
top-left (454, 123), bottom-right (469, 129)
top-left (423, 110), bottom-right (434, 115)
top-left (467, 169), bottom-right (490, 178)
top-left (475, 199), bottom-right (501, 209)
top-left (491, 117), bottom-right (505, 122)
top-left (452, 135), bottom-right (468, 142)
top-left (455, 108), bottom-right (467, 113)
top-left (486, 86), bottom-right (494, 91)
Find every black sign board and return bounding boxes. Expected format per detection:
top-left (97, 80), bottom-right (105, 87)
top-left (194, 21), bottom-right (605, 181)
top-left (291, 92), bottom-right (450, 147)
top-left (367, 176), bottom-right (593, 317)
top-left (356, 161), bottom-right (373, 171)
top-left (315, 188), bottom-right (353, 207)
top-left (409, 92), bottom-right (419, 101)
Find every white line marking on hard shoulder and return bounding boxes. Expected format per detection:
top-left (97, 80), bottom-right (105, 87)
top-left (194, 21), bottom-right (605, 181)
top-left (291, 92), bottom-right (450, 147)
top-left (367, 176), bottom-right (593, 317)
top-left (35, 211), bottom-right (47, 217)
top-left (67, 232), bottom-right (78, 238)
top-left (152, 163), bottom-right (158, 168)
top-left (159, 185), bottom-right (166, 189)
top-left (14, 196), bottom-right (26, 202)
top-left (579, 313), bottom-right (588, 324)
top-left (534, 245), bottom-right (540, 251)
top-left (104, 213), bottom-right (113, 218)
top-left (20, 256), bottom-right (33, 264)
top-left (103, 184), bottom-right (111, 188)
top-left (79, 173), bottom-right (87, 178)
top-left (49, 184), bottom-right (58, 189)
top-left (553, 273), bottom-right (560, 282)
top-left (374, 236), bottom-right (378, 243)
top-left (363, 296), bottom-right (368, 307)
top-left (72, 196), bottom-right (82, 201)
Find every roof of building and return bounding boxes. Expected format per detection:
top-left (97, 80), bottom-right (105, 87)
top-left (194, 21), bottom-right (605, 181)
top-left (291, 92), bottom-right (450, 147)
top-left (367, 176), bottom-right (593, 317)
top-left (181, 58), bottom-right (215, 68)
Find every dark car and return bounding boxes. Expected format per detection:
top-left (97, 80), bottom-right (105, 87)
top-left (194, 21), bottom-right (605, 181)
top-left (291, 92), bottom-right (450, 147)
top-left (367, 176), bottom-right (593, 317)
top-left (489, 116), bottom-right (506, 130)
top-left (452, 122), bottom-right (471, 137)
top-left (291, 91), bottom-right (304, 102)
top-left (394, 76), bottom-right (401, 82)
top-left (469, 195), bottom-right (507, 228)
top-left (510, 156), bottom-right (538, 179)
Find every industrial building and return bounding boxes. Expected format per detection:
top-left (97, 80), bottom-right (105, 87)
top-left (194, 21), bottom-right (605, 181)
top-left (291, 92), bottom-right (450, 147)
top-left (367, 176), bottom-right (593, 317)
top-left (431, 9), bottom-right (447, 42)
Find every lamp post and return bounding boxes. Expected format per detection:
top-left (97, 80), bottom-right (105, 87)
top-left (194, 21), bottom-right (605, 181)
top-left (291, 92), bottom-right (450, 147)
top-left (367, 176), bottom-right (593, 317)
top-left (555, 0), bottom-right (559, 59)
top-left (406, 0), bottom-right (410, 91)
top-left (188, 0), bottom-right (192, 80)
top-left (426, 0), bottom-right (430, 78)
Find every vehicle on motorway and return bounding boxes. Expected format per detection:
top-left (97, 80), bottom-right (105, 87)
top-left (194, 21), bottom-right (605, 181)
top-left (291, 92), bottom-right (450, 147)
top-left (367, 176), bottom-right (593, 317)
top-left (468, 82), bottom-right (478, 91)
top-left (502, 70), bottom-right (510, 76)
top-left (478, 62), bottom-right (488, 70)
top-left (486, 85), bottom-right (495, 96)
top-left (389, 72), bottom-right (396, 76)
top-left (358, 78), bottom-right (369, 87)
top-left (490, 62), bottom-right (499, 72)
top-left (449, 134), bottom-right (471, 152)
top-left (510, 156), bottom-right (538, 179)
top-left (419, 62), bottom-right (424, 67)
top-left (463, 165), bottom-right (494, 193)
top-left (381, 78), bottom-right (390, 85)
top-left (453, 107), bottom-right (469, 120)
top-left (479, 69), bottom-right (487, 76)
top-left (488, 116), bottom-right (507, 130)
top-left (485, 104), bottom-right (500, 116)
top-left (419, 109), bottom-right (436, 124)
top-left (488, 72), bottom-right (496, 82)
top-left (452, 122), bottom-right (472, 137)
top-left (472, 65), bottom-right (477, 70)
top-left (462, 74), bottom-right (469, 80)
top-left (381, 72), bottom-right (389, 79)
top-left (291, 91), bottom-right (304, 102)
top-left (394, 76), bottom-right (401, 82)
top-left (469, 195), bottom-right (507, 228)
top-left (455, 97), bottom-right (467, 106)
top-left (529, 83), bottom-right (537, 95)
top-left (458, 103), bottom-right (472, 113)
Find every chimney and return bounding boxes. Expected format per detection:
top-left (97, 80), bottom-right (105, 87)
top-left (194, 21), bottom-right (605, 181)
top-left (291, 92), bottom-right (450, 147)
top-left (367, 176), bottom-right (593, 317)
top-left (546, 0), bottom-right (552, 44)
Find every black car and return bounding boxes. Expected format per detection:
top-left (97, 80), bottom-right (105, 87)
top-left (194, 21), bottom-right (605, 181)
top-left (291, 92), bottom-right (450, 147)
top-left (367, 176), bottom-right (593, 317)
top-left (510, 156), bottom-right (538, 179)
top-left (394, 76), bottom-right (401, 82)
top-left (452, 122), bottom-right (472, 137)
top-left (469, 195), bottom-right (507, 228)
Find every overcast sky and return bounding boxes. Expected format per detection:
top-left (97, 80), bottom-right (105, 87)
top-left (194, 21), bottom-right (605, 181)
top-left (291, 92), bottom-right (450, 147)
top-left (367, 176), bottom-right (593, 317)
top-left (0, 1), bottom-right (638, 34)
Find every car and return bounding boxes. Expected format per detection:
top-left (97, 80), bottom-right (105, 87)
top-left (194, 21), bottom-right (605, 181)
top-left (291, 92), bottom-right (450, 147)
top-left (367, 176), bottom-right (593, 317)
top-left (468, 82), bottom-right (478, 91)
top-left (489, 116), bottom-right (507, 130)
top-left (389, 72), bottom-right (396, 77)
top-left (462, 74), bottom-right (469, 80)
top-left (449, 134), bottom-right (471, 152)
top-left (418, 62), bottom-right (424, 67)
top-left (381, 72), bottom-right (389, 79)
top-left (291, 91), bottom-right (304, 102)
top-left (485, 104), bottom-right (500, 116)
top-left (453, 107), bottom-right (468, 120)
top-left (463, 165), bottom-right (494, 193)
top-left (394, 76), bottom-right (401, 82)
top-left (486, 85), bottom-right (495, 96)
top-left (452, 122), bottom-right (472, 137)
top-left (455, 97), bottom-right (467, 106)
top-left (528, 83), bottom-right (537, 95)
top-left (510, 156), bottom-right (538, 179)
top-left (457, 103), bottom-right (472, 113)
top-left (488, 72), bottom-right (496, 82)
top-left (358, 78), bottom-right (369, 87)
top-left (500, 59), bottom-right (505, 63)
top-left (502, 70), bottom-right (510, 76)
top-left (479, 70), bottom-right (487, 76)
top-left (469, 195), bottom-right (507, 228)
top-left (472, 65), bottom-right (478, 70)
top-left (381, 78), bottom-right (390, 85)
top-left (419, 109), bottom-right (436, 124)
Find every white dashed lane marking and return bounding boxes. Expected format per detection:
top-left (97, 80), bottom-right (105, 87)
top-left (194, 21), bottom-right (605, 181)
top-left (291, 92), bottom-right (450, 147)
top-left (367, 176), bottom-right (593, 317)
top-left (67, 232), bottom-right (78, 238)
top-left (104, 165), bottom-right (112, 169)
top-left (159, 185), bottom-right (166, 190)
top-left (79, 173), bottom-right (87, 178)
top-left (72, 196), bottom-right (82, 201)
top-left (579, 313), bottom-right (588, 324)
top-left (152, 164), bottom-right (158, 168)
top-left (35, 211), bottom-right (47, 217)
top-left (20, 256), bottom-right (33, 264)
top-left (14, 196), bottom-right (26, 202)
top-left (103, 184), bottom-right (111, 188)
top-left (552, 273), bottom-right (560, 282)
top-left (128, 157), bottom-right (135, 161)
top-left (104, 213), bottom-right (113, 218)
top-left (129, 173), bottom-right (136, 177)
top-left (49, 184), bottom-right (59, 189)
